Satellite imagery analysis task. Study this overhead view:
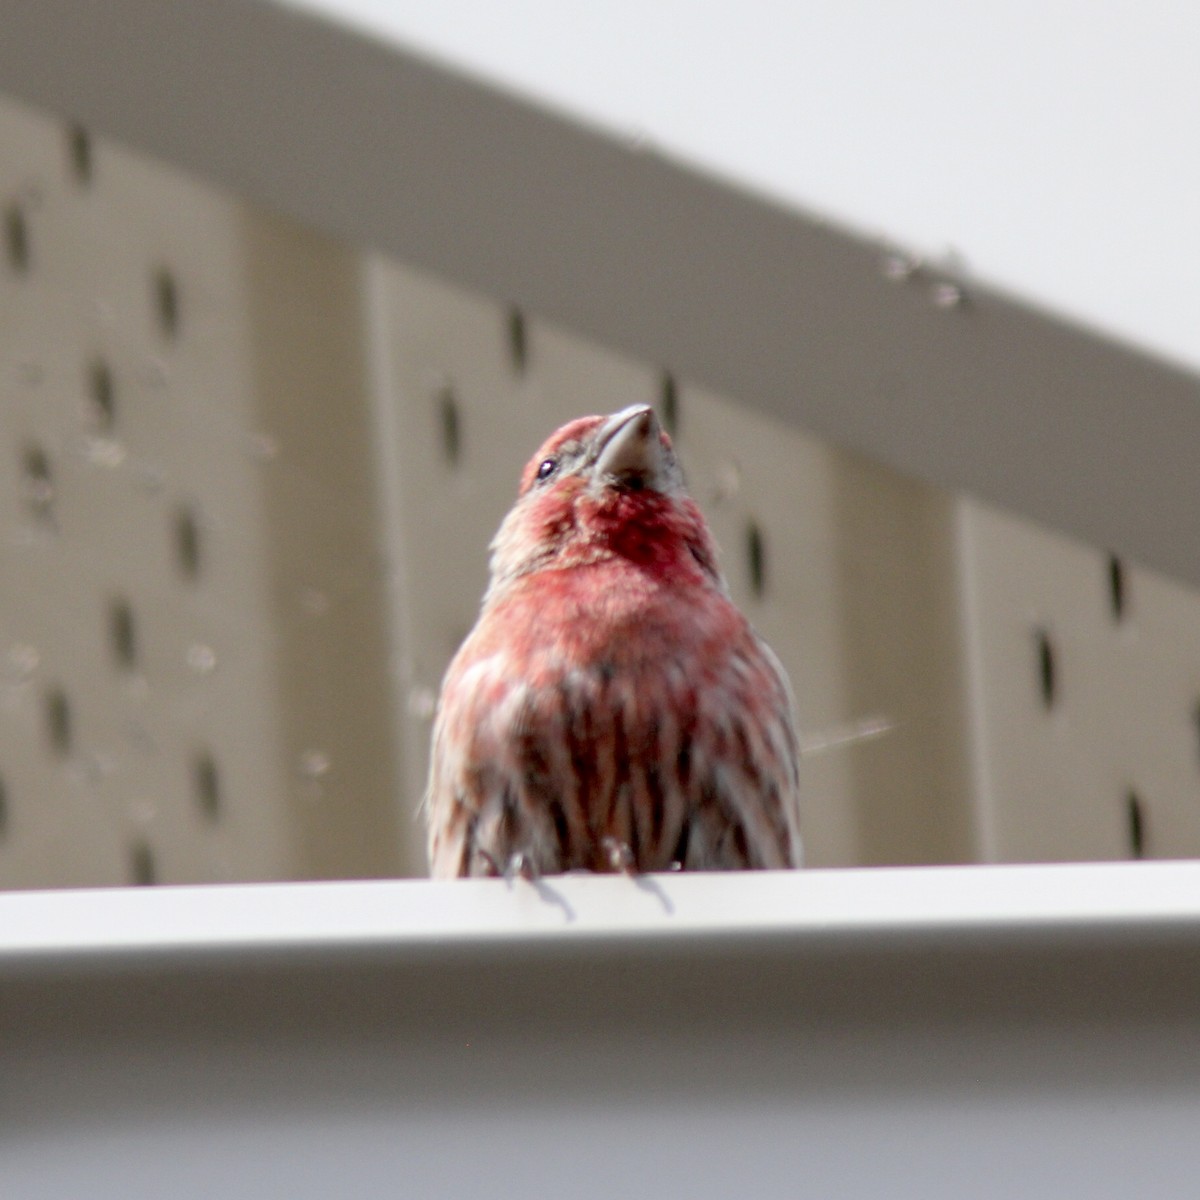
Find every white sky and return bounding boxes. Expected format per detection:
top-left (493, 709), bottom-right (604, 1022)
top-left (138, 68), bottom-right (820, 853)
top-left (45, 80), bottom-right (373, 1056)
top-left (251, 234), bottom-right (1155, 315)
top-left (292, 1), bottom-right (1200, 371)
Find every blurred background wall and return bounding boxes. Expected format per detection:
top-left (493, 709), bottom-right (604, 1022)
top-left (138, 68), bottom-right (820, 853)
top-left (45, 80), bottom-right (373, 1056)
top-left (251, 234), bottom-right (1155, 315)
top-left (2, 2), bottom-right (1199, 885)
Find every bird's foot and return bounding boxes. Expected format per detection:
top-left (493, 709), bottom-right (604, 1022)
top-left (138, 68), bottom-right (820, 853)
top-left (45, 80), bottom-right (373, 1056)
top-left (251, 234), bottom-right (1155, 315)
top-left (475, 848), bottom-right (502, 877)
top-left (475, 848), bottom-right (540, 882)
top-left (505, 851), bottom-right (540, 883)
top-left (601, 837), bottom-right (637, 875)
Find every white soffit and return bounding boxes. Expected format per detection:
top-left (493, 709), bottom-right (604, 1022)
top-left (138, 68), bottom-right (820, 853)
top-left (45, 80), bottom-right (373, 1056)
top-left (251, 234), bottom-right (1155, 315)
top-left (300, 0), bottom-right (1200, 375)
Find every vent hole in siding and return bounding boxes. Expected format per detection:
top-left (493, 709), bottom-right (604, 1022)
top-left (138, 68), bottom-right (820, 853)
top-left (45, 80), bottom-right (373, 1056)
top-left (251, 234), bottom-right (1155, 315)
top-left (68, 124), bottom-right (93, 185)
top-left (88, 358), bottom-right (116, 431)
top-left (658, 372), bottom-right (679, 438)
top-left (506, 305), bottom-right (528, 375)
top-left (1108, 554), bottom-right (1127, 622)
top-left (193, 751), bottom-right (221, 823)
top-left (45, 687), bottom-right (72, 758)
top-left (130, 840), bottom-right (157, 885)
top-left (109, 597), bottom-right (138, 670)
top-left (1035, 628), bottom-right (1056, 709)
top-left (746, 521), bottom-right (767, 599)
top-left (1126, 790), bottom-right (1147, 859)
top-left (437, 384), bottom-right (462, 465)
top-left (5, 204), bottom-right (30, 274)
top-left (174, 506), bottom-right (202, 582)
top-left (153, 267), bottom-right (180, 339)
top-left (21, 445), bottom-right (55, 523)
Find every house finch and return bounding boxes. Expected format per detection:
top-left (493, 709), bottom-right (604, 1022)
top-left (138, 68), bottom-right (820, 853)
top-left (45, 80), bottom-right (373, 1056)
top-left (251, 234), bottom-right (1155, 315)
top-left (425, 404), bottom-right (802, 877)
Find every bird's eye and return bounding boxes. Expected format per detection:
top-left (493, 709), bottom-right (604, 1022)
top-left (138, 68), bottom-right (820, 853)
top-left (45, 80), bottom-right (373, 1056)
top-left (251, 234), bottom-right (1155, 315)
top-left (536, 457), bottom-right (558, 482)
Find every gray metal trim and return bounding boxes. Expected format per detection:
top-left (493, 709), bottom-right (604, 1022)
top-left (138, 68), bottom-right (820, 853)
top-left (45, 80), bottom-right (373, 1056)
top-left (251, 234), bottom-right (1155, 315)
top-left (1, 1), bottom-right (1198, 586)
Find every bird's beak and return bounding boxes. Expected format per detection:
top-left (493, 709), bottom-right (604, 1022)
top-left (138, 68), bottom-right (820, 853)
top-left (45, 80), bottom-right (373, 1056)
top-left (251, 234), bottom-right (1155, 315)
top-left (593, 405), bottom-right (665, 488)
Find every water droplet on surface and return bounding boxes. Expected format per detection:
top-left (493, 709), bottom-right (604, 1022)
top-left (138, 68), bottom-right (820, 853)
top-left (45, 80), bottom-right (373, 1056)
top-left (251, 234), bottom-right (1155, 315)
top-left (131, 461), bottom-right (166, 494)
top-left (880, 248), bottom-right (920, 282)
top-left (931, 281), bottom-right (965, 309)
top-left (81, 436), bottom-right (127, 468)
top-left (407, 686), bottom-right (437, 721)
top-left (247, 432), bottom-right (280, 462)
top-left (712, 460), bottom-right (742, 504)
top-left (129, 797), bottom-right (157, 825)
top-left (186, 643), bottom-right (217, 674)
top-left (298, 749), bottom-right (332, 779)
top-left (8, 643), bottom-right (39, 679)
top-left (623, 126), bottom-right (653, 153)
top-left (298, 586), bottom-right (330, 617)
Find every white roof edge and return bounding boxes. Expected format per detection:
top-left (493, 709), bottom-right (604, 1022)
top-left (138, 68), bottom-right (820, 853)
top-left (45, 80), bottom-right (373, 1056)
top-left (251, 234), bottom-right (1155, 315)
top-left (1, 863), bottom-right (1199, 964)
top-left (1, 0), bottom-right (1199, 586)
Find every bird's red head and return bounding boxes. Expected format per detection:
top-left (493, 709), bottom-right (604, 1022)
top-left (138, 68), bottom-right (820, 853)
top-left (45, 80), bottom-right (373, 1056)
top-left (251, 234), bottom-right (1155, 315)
top-left (486, 405), bottom-right (723, 598)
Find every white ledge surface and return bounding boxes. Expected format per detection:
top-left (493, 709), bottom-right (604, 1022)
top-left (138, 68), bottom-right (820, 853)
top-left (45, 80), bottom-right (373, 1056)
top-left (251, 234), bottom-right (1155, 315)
top-left (1, 861), bottom-right (1200, 960)
top-left (4, 864), bottom-right (1200, 1199)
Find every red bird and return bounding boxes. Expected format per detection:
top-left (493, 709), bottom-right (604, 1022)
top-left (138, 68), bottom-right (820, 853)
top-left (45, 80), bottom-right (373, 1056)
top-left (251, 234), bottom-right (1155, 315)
top-left (425, 404), bottom-right (802, 877)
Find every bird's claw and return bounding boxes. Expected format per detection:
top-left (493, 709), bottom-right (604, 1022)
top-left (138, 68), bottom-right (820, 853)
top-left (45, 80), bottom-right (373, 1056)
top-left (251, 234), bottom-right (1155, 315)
top-left (511, 854), bottom-right (540, 883)
top-left (506, 851), bottom-right (540, 884)
top-left (474, 848), bottom-right (540, 882)
top-left (602, 836), bottom-right (637, 875)
top-left (475, 848), bottom-right (502, 877)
